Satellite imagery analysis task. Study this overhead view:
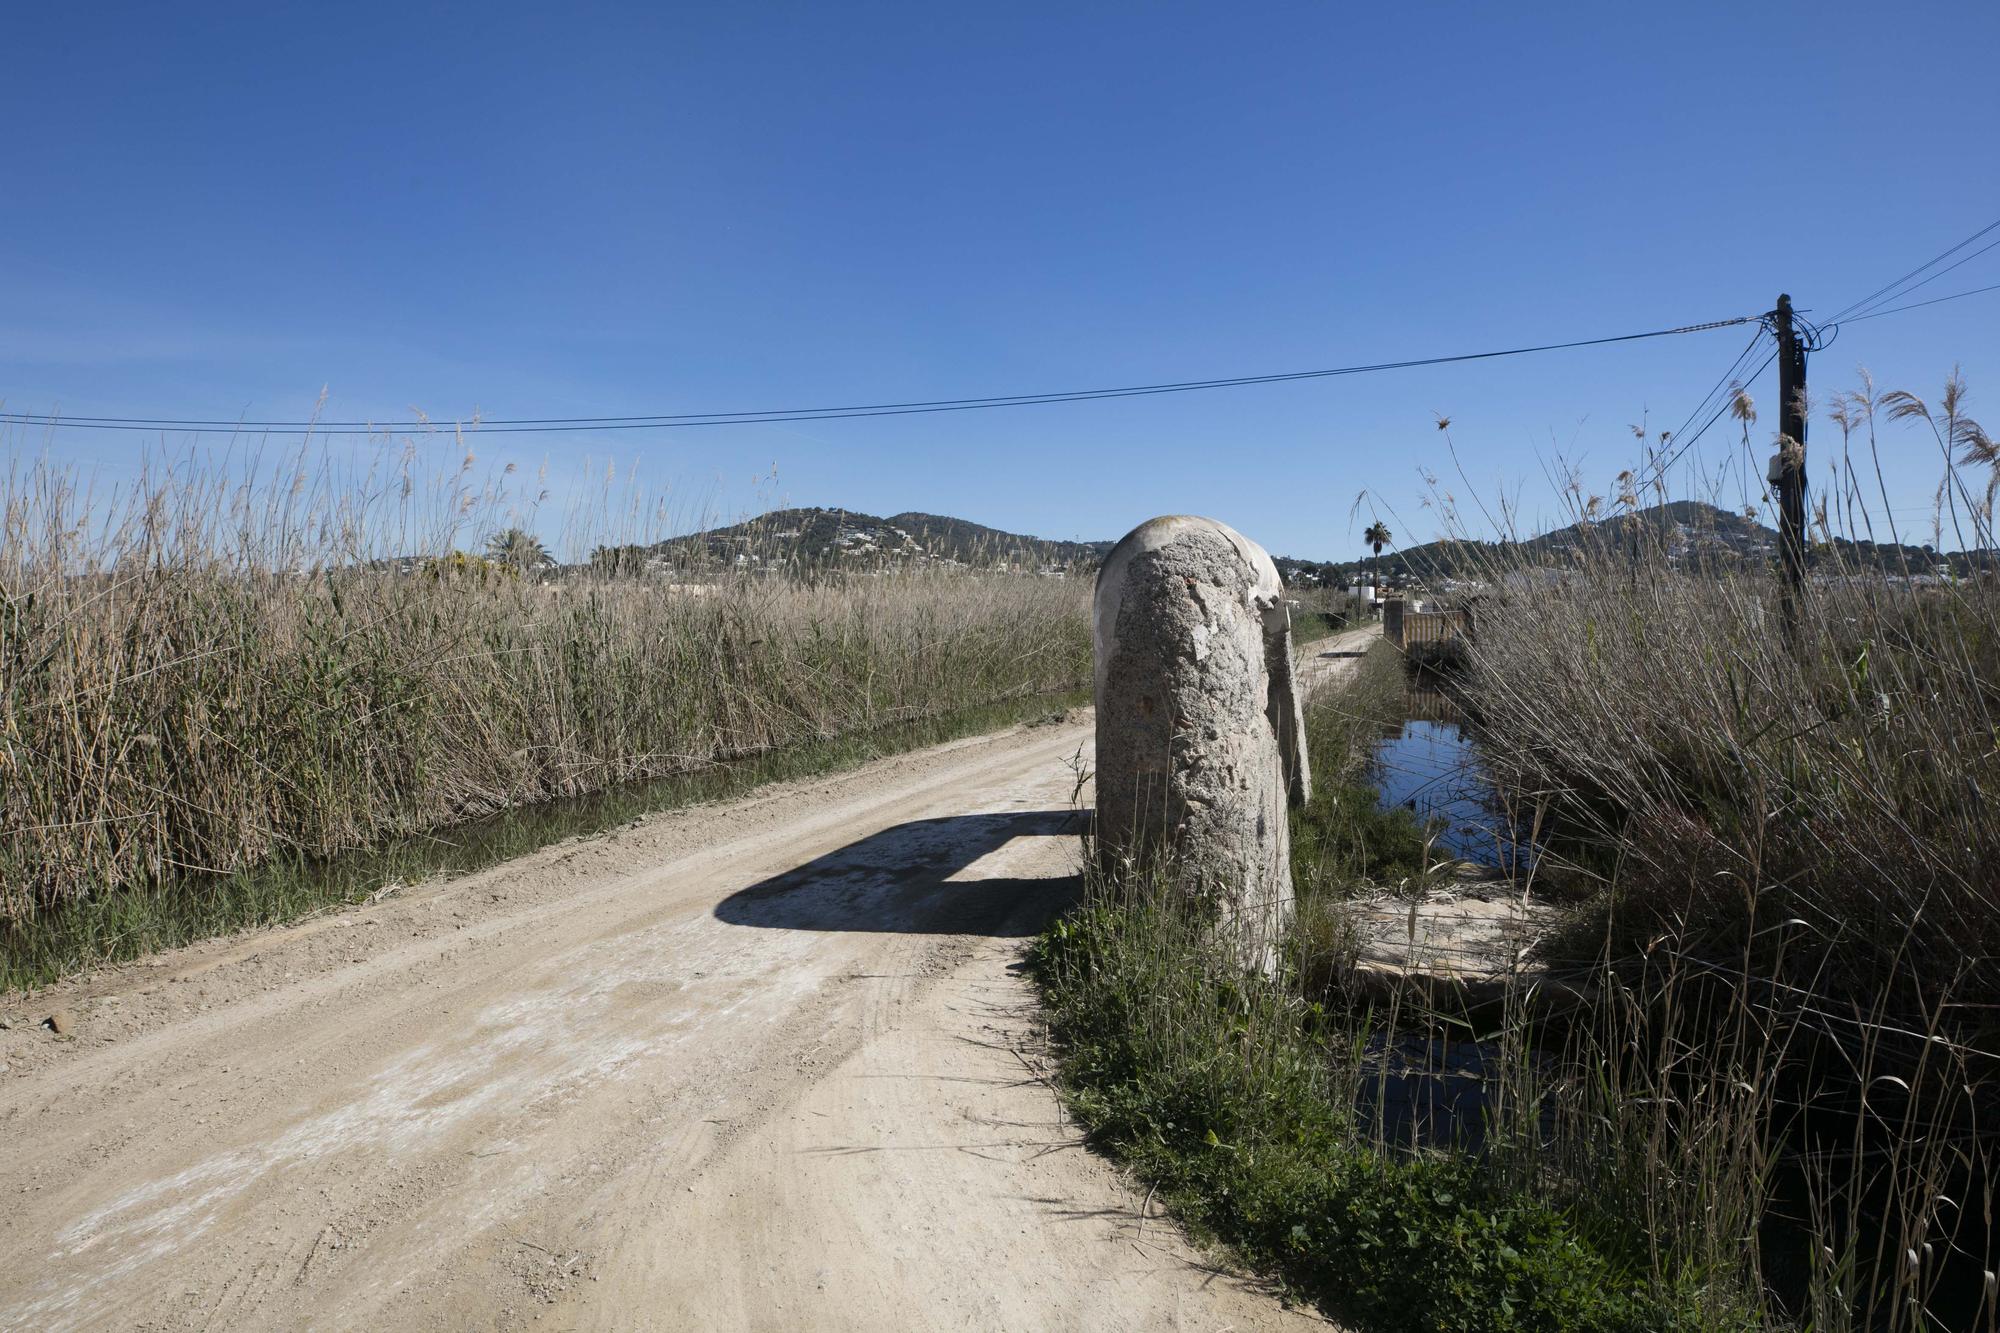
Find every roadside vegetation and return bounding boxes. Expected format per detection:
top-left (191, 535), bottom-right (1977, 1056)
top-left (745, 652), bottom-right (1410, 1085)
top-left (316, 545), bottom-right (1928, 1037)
top-left (1038, 638), bottom-right (1737, 1331)
top-left (1286, 588), bottom-right (1370, 644)
top-left (1038, 369), bottom-right (1999, 1331)
top-left (0, 446), bottom-right (1091, 989)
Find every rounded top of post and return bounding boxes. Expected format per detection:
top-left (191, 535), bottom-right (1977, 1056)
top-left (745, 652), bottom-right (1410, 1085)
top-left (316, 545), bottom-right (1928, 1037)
top-left (1096, 515), bottom-right (1281, 597)
top-left (1092, 515), bottom-right (1287, 693)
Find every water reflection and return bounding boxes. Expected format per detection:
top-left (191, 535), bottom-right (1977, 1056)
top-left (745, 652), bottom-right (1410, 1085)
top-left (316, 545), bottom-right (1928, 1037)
top-left (1369, 688), bottom-right (1534, 874)
top-left (1354, 1031), bottom-right (1561, 1156)
top-left (1355, 1031), bottom-right (1501, 1151)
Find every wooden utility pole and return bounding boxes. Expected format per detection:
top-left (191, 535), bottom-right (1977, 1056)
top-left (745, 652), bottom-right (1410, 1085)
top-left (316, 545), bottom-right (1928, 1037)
top-left (1770, 294), bottom-right (1809, 642)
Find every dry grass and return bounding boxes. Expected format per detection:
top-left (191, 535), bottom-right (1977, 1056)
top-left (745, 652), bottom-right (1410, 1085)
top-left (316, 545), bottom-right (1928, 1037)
top-left (1427, 371), bottom-right (1999, 1008)
top-left (1041, 367), bottom-right (2000, 1330)
top-left (0, 444), bottom-right (1091, 946)
top-left (1397, 368), bottom-right (2000, 1329)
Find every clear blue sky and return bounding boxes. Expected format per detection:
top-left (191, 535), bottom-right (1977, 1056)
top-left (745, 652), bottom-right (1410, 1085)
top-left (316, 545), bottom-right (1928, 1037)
top-left (6, 0), bottom-right (1997, 560)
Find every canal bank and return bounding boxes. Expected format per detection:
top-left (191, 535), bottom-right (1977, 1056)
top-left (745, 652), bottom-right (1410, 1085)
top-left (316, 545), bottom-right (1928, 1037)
top-left (1036, 631), bottom-right (1755, 1330)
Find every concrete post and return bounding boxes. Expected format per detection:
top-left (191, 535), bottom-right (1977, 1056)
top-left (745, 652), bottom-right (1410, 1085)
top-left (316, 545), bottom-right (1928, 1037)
top-left (1092, 516), bottom-right (1309, 971)
top-left (1382, 595), bottom-right (1406, 649)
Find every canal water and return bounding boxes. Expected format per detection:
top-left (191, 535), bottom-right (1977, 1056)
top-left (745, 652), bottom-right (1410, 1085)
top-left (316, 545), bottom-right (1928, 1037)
top-left (1350, 678), bottom-right (1532, 1153)
top-left (1366, 682), bottom-right (1533, 875)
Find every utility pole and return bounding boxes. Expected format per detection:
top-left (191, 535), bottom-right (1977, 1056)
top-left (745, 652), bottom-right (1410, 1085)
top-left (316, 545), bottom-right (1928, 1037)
top-left (1769, 294), bottom-right (1809, 643)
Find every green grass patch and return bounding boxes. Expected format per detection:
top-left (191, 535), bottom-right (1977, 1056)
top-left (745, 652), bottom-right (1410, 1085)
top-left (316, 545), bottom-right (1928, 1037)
top-left (1033, 897), bottom-right (1720, 1332)
top-left (1290, 609), bottom-right (1351, 642)
top-left (1292, 637), bottom-right (1429, 885)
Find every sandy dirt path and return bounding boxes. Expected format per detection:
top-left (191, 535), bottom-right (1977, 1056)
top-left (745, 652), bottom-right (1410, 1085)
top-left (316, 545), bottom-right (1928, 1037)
top-left (0, 627), bottom-right (1374, 1332)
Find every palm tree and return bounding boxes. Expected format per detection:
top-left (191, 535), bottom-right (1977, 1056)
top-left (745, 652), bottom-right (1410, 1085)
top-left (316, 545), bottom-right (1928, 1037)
top-left (1363, 521), bottom-right (1392, 600)
top-left (487, 527), bottom-right (552, 573)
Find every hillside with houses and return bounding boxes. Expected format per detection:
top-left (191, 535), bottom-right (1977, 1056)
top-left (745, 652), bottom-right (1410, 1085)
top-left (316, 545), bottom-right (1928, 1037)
top-left (1281, 501), bottom-right (1986, 590)
top-left (590, 507), bottom-right (1111, 575)
top-left (583, 499), bottom-right (1989, 587)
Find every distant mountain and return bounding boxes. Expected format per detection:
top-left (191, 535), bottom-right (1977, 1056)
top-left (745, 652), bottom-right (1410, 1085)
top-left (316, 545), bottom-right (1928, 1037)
top-left (621, 507), bottom-right (1113, 573)
top-left (1277, 501), bottom-right (1986, 588)
top-left (1393, 500), bottom-right (1782, 578)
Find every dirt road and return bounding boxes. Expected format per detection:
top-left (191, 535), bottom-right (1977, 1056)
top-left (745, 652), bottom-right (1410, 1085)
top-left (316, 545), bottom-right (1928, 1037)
top-left (0, 628), bottom-right (1373, 1332)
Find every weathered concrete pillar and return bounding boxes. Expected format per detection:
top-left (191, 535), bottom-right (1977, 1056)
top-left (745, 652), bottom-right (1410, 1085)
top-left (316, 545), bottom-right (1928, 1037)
top-left (1381, 595), bottom-right (1406, 648)
top-left (1092, 516), bottom-right (1309, 970)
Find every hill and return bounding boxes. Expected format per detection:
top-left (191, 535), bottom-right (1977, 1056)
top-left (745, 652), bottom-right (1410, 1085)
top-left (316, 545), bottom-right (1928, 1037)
top-left (1395, 500), bottom-right (1778, 577)
top-left (590, 501), bottom-right (1985, 584)
top-left (1303, 501), bottom-right (1980, 587)
top-left (610, 507), bottom-right (1113, 574)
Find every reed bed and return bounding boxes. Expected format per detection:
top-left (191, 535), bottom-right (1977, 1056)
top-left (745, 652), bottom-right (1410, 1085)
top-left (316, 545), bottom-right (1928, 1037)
top-left (0, 444), bottom-right (1091, 970)
top-left (1416, 372), bottom-right (2000, 1329)
top-left (1038, 644), bottom-right (1730, 1331)
top-left (1040, 368), bottom-right (2000, 1330)
top-left (1461, 535), bottom-right (1997, 1010)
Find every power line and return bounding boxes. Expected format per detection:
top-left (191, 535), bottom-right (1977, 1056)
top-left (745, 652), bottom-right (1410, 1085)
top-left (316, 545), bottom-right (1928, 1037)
top-left (1641, 241), bottom-right (1942, 491)
top-left (1, 315), bottom-right (1756, 436)
top-left (1841, 279), bottom-right (2000, 324)
top-left (1644, 343), bottom-right (1780, 483)
top-left (1637, 217), bottom-right (2000, 533)
top-left (1828, 215), bottom-right (2000, 324)
top-left (1844, 233), bottom-right (2000, 317)
top-left (1660, 328), bottom-right (1768, 460)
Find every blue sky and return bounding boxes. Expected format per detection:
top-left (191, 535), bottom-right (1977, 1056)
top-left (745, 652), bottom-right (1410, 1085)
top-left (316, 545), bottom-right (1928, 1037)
top-left (5, 1), bottom-right (1997, 560)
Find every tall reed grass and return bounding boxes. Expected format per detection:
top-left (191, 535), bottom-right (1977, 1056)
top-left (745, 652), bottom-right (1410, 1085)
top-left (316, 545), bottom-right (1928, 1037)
top-left (0, 443), bottom-right (1091, 971)
top-left (1412, 372), bottom-right (2000, 1329)
top-left (1040, 367), bottom-right (1998, 1330)
top-left (1039, 644), bottom-right (1736, 1330)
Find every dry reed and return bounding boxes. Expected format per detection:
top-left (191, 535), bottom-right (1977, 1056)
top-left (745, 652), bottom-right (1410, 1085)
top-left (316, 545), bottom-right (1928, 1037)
top-left (0, 443), bottom-right (1091, 931)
